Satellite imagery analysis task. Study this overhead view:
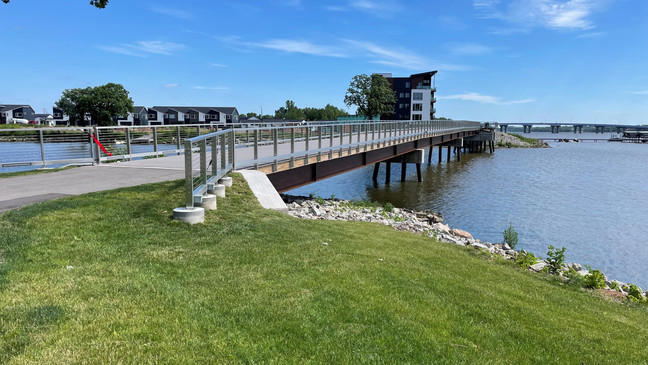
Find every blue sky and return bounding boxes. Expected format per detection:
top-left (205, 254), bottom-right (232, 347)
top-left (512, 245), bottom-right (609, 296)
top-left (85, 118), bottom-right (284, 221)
top-left (1, 0), bottom-right (647, 123)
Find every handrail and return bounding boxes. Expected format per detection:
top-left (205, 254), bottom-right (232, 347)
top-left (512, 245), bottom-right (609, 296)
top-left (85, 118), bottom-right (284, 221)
top-left (180, 119), bottom-right (482, 209)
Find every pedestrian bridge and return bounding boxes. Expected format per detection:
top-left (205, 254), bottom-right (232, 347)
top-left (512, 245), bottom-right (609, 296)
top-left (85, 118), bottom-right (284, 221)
top-left (175, 120), bottom-right (484, 221)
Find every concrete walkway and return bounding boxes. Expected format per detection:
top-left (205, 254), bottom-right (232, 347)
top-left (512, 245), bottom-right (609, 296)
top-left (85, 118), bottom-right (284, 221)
top-left (0, 164), bottom-right (185, 213)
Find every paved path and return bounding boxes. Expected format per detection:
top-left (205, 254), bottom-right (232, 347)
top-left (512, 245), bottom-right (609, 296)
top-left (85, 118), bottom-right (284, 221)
top-left (0, 165), bottom-right (184, 213)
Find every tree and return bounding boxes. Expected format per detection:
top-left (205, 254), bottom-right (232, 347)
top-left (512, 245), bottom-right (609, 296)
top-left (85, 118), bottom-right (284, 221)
top-left (344, 73), bottom-right (396, 119)
top-left (275, 100), bottom-right (305, 120)
top-left (2, 0), bottom-right (109, 7)
top-left (55, 83), bottom-right (133, 126)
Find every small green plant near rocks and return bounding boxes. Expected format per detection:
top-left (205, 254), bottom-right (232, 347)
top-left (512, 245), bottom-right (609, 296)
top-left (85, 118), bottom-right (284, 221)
top-left (627, 284), bottom-right (645, 303)
top-left (609, 281), bottom-right (621, 292)
top-left (503, 224), bottom-right (519, 249)
top-left (383, 202), bottom-right (394, 213)
top-left (330, 193), bottom-right (336, 200)
top-left (515, 251), bottom-right (537, 269)
top-left (584, 270), bottom-right (606, 289)
top-left (564, 268), bottom-right (585, 287)
top-left (546, 245), bottom-right (566, 275)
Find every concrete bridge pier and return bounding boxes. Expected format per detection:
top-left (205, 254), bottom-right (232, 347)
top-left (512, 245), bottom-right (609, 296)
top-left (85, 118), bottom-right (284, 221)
top-left (523, 125), bottom-right (532, 133)
top-left (499, 125), bottom-right (508, 133)
top-left (372, 149), bottom-right (425, 184)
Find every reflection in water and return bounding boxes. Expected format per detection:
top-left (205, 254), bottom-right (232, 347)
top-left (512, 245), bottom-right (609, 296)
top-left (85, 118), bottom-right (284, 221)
top-left (289, 134), bottom-right (648, 288)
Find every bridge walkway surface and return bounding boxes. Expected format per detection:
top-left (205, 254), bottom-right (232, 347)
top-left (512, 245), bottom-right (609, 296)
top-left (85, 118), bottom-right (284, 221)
top-left (0, 120), bottom-right (483, 213)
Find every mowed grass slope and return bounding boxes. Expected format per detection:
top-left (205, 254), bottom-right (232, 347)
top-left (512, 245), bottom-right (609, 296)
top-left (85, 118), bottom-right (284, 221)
top-left (0, 176), bottom-right (646, 364)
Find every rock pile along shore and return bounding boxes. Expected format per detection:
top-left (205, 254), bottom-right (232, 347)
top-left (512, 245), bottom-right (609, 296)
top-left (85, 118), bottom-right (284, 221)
top-left (284, 196), bottom-right (648, 301)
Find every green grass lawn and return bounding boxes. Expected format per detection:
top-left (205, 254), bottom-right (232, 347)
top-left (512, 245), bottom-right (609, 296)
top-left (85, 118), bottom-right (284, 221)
top-left (508, 133), bottom-right (546, 147)
top-left (0, 176), bottom-right (646, 363)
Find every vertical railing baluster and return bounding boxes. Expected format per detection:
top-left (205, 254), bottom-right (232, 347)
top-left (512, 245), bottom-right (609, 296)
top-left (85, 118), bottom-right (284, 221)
top-left (211, 135), bottom-right (218, 177)
top-left (126, 128), bottom-right (131, 160)
top-left (39, 129), bottom-right (46, 168)
top-left (329, 126), bottom-right (333, 160)
top-left (230, 129), bottom-right (236, 171)
top-left (176, 126), bottom-right (181, 155)
top-left (339, 125), bottom-right (344, 157)
top-left (317, 126), bottom-right (322, 161)
top-left (220, 134), bottom-right (226, 170)
top-left (153, 127), bottom-right (158, 153)
top-left (254, 129), bottom-right (259, 170)
top-left (290, 127), bottom-right (295, 168)
top-left (305, 126), bottom-right (310, 165)
top-left (200, 139), bottom-right (207, 187)
top-left (184, 140), bottom-right (193, 209)
top-left (273, 128), bottom-right (278, 172)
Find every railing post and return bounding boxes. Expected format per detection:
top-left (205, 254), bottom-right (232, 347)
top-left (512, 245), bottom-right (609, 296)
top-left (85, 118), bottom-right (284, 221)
top-left (200, 139), bottom-right (207, 186)
top-left (339, 125), bottom-right (343, 157)
top-left (176, 126), bottom-right (181, 155)
top-left (220, 134), bottom-right (226, 170)
top-left (93, 127), bottom-right (101, 164)
top-left (88, 128), bottom-right (94, 161)
top-left (153, 127), bottom-right (158, 153)
top-left (254, 129), bottom-right (259, 170)
top-left (329, 126), bottom-right (333, 160)
top-left (230, 129), bottom-right (236, 170)
top-left (273, 128), bottom-right (278, 172)
top-left (211, 135), bottom-right (218, 177)
top-left (305, 126), bottom-right (310, 165)
top-left (290, 127), bottom-right (295, 168)
top-left (184, 140), bottom-right (193, 209)
top-left (126, 127), bottom-right (131, 160)
top-left (39, 129), bottom-right (46, 168)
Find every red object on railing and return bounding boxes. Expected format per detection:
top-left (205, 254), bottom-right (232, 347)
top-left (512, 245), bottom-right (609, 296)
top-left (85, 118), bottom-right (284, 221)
top-left (91, 133), bottom-right (112, 156)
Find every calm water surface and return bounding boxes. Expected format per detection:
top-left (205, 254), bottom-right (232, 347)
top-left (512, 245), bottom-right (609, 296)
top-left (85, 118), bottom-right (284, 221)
top-left (289, 133), bottom-right (648, 288)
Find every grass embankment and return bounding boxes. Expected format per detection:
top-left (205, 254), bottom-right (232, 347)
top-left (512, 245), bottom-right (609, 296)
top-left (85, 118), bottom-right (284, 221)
top-left (0, 176), bottom-right (646, 363)
top-left (508, 133), bottom-right (545, 146)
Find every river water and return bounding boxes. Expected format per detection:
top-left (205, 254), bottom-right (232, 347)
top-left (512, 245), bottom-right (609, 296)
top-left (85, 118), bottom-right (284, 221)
top-left (288, 132), bottom-right (648, 288)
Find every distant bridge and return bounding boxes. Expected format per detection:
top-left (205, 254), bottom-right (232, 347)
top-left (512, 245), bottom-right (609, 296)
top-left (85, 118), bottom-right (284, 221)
top-left (496, 122), bottom-right (648, 134)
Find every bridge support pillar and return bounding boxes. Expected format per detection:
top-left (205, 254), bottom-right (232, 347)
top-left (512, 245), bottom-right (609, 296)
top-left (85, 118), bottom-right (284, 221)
top-left (385, 162), bottom-right (391, 185)
top-left (438, 144), bottom-right (442, 163)
top-left (401, 161), bottom-right (407, 182)
top-left (578, 126), bottom-right (583, 133)
top-left (447, 145), bottom-right (451, 163)
top-left (428, 146), bottom-right (433, 165)
top-left (372, 163), bottom-right (380, 183)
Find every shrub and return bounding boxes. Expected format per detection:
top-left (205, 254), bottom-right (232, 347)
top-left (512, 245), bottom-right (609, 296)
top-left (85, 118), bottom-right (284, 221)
top-left (384, 202), bottom-right (394, 213)
top-left (609, 281), bottom-right (620, 292)
top-left (564, 268), bottom-right (585, 287)
top-left (515, 251), bottom-right (537, 269)
top-left (546, 245), bottom-right (566, 274)
top-left (627, 284), bottom-right (645, 303)
top-left (503, 224), bottom-right (519, 249)
top-left (584, 270), bottom-right (606, 289)
top-left (314, 195), bottom-right (325, 205)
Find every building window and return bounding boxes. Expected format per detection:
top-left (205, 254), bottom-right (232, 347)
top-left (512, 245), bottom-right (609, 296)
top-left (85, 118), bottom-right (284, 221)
top-left (405, 81), bottom-right (410, 88)
top-left (399, 92), bottom-right (405, 98)
top-left (405, 92), bottom-right (410, 98)
top-left (413, 103), bottom-right (423, 111)
top-left (170, 114), bottom-right (176, 119)
top-left (399, 103), bottom-right (404, 109)
top-left (15, 113), bottom-right (23, 118)
top-left (54, 113), bottom-right (61, 118)
top-left (405, 103), bottom-right (409, 109)
top-left (413, 92), bottom-right (423, 100)
top-left (148, 114), bottom-right (156, 119)
top-left (412, 114), bottom-right (422, 120)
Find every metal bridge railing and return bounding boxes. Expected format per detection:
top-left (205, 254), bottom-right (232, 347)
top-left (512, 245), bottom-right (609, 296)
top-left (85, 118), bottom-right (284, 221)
top-left (183, 119), bottom-right (481, 209)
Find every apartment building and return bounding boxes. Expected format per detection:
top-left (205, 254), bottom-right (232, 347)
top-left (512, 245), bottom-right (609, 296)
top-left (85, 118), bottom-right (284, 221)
top-left (382, 71), bottom-right (437, 121)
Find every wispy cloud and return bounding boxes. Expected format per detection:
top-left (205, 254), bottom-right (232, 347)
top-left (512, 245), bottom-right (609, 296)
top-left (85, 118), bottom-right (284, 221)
top-left (150, 6), bottom-right (192, 19)
top-left (209, 63), bottom-right (228, 68)
top-left (343, 39), bottom-right (472, 71)
top-left (439, 92), bottom-right (535, 105)
top-left (448, 43), bottom-right (494, 56)
top-left (576, 31), bottom-right (605, 38)
top-left (98, 41), bottom-right (186, 57)
top-left (251, 39), bottom-right (347, 57)
top-left (193, 86), bottom-right (229, 91)
top-left (632, 90), bottom-right (648, 95)
top-left (324, 0), bottom-right (402, 16)
top-left (475, 0), bottom-right (606, 31)
top-left (164, 83), bottom-right (179, 88)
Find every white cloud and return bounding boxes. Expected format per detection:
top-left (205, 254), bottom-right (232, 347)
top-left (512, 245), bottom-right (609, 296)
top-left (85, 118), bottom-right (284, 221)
top-left (474, 0), bottom-right (606, 31)
top-left (150, 6), bottom-right (192, 19)
top-left (209, 63), bottom-right (228, 68)
top-left (632, 90), bottom-right (648, 95)
top-left (343, 39), bottom-right (472, 71)
top-left (98, 41), bottom-right (186, 57)
top-left (439, 92), bottom-right (535, 105)
top-left (324, 0), bottom-right (402, 16)
top-left (251, 39), bottom-right (347, 57)
top-left (193, 86), bottom-right (229, 91)
top-left (576, 31), bottom-right (605, 38)
top-left (448, 43), bottom-right (494, 55)
top-left (164, 83), bottom-right (179, 88)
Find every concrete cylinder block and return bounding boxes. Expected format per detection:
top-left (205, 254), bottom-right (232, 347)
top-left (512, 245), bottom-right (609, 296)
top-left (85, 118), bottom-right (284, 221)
top-left (173, 207), bottom-right (205, 224)
top-left (219, 176), bottom-right (233, 188)
top-left (197, 194), bottom-right (217, 210)
top-left (211, 184), bottom-right (226, 198)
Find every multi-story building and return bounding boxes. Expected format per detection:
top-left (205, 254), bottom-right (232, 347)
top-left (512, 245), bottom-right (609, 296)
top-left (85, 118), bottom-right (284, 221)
top-left (150, 106), bottom-right (239, 125)
top-left (117, 106), bottom-right (149, 126)
top-left (381, 71), bottom-right (437, 121)
top-left (52, 107), bottom-right (70, 126)
top-left (0, 105), bottom-right (35, 124)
